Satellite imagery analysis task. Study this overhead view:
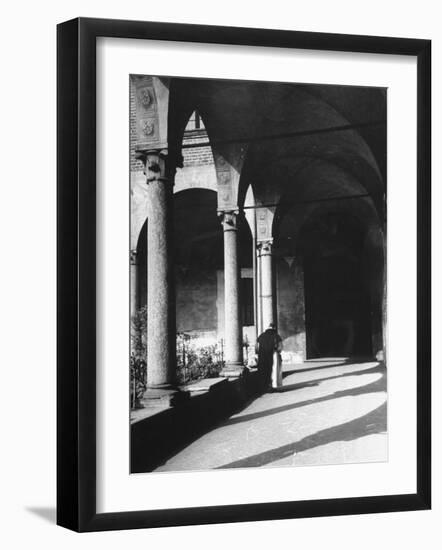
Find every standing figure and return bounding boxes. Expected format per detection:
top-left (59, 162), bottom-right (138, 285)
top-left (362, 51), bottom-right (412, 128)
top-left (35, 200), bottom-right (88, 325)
top-left (255, 323), bottom-right (282, 392)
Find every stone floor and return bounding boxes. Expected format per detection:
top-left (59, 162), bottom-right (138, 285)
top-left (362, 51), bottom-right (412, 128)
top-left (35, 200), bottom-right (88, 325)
top-left (154, 359), bottom-right (387, 472)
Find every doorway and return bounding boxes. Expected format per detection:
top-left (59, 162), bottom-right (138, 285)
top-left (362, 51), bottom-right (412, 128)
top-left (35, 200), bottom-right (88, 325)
top-left (301, 214), bottom-right (373, 359)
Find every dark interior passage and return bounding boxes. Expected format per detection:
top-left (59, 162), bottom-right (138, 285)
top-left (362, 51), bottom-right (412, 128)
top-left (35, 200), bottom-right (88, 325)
top-left (300, 213), bottom-right (373, 359)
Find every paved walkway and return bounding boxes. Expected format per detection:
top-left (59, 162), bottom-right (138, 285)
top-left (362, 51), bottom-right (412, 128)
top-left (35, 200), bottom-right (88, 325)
top-left (154, 360), bottom-right (387, 472)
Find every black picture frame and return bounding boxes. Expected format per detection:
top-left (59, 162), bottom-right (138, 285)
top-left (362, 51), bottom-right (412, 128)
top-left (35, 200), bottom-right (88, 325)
top-left (57, 17), bottom-right (431, 532)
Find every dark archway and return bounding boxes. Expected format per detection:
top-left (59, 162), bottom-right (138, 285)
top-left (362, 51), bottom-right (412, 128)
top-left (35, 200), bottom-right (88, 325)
top-left (174, 188), bottom-right (222, 333)
top-left (173, 188), bottom-right (253, 335)
top-left (299, 213), bottom-right (373, 359)
top-left (136, 188), bottom-right (223, 332)
top-left (137, 193), bottom-right (254, 339)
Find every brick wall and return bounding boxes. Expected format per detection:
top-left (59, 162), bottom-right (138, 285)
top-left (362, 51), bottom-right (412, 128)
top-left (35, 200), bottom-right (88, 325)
top-left (130, 77), bottom-right (145, 172)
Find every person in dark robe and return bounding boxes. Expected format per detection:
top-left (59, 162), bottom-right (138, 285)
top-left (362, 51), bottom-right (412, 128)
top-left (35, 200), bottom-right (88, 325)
top-left (255, 323), bottom-right (282, 392)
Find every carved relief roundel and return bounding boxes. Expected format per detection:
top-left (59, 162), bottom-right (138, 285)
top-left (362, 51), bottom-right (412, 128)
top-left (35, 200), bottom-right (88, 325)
top-left (140, 88), bottom-right (152, 108)
top-left (140, 119), bottom-right (155, 136)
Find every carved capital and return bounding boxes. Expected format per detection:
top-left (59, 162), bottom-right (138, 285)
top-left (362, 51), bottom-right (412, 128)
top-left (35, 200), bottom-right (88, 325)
top-left (218, 210), bottom-right (239, 232)
top-left (135, 148), bottom-right (183, 184)
top-left (257, 239), bottom-right (273, 256)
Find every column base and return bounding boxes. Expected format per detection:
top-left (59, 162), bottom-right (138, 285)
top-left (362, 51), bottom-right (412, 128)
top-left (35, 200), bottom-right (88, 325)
top-left (141, 386), bottom-right (189, 408)
top-left (219, 362), bottom-right (245, 379)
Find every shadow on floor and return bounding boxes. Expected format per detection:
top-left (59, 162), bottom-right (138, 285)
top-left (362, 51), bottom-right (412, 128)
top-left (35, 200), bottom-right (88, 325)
top-left (26, 506), bottom-right (56, 524)
top-left (279, 363), bottom-right (383, 393)
top-left (282, 358), bottom-right (377, 379)
top-left (222, 366), bottom-right (386, 428)
top-left (217, 400), bottom-right (387, 469)
top-left (131, 372), bottom-right (261, 473)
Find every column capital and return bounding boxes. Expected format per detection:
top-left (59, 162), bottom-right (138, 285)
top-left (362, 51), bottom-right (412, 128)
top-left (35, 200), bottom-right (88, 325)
top-left (257, 239), bottom-right (273, 256)
top-left (135, 148), bottom-right (183, 184)
top-left (218, 210), bottom-right (239, 232)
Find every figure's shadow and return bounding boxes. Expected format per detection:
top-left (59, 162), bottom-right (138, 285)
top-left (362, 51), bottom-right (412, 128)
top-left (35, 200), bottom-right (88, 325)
top-left (26, 506), bottom-right (56, 524)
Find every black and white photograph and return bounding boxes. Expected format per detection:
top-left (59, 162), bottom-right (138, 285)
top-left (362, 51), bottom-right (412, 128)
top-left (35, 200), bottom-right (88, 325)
top-left (129, 75), bottom-right (388, 474)
top-left (0, 0), bottom-right (435, 543)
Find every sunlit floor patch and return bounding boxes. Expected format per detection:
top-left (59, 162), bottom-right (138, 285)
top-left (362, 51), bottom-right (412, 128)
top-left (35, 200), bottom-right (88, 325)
top-left (154, 361), bottom-right (387, 473)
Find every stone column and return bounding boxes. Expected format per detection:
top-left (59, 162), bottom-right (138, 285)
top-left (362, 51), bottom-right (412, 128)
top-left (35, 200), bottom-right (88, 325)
top-left (258, 239), bottom-right (274, 329)
top-left (129, 249), bottom-right (138, 358)
top-left (219, 210), bottom-right (243, 376)
top-left (139, 149), bottom-right (177, 389)
top-left (256, 243), bottom-right (263, 336)
top-left (130, 249), bottom-right (138, 318)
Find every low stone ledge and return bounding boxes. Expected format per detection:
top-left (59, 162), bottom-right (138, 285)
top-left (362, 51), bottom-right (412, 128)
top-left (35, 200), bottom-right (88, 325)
top-left (130, 403), bottom-right (170, 424)
top-left (130, 371), bottom-right (261, 473)
top-left (181, 377), bottom-right (229, 393)
top-left (140, 387), bottom-right (189, 409)
top-left (131, 378), bottom-right (229, 425)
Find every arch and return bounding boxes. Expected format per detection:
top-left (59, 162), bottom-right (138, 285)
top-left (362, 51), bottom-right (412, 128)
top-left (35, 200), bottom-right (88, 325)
top-left (174, 110), bottom-right (217, 195)
top-left (167, 78), bottom-right (220, 168)
top-left (271, 157), bottom-right (384, 242)
top-left (274, 197), bottom-right (385, 360)
top-left (236, 83), bottom-right (385, 210)
top-left (137, 186), bottom-right (254, 337)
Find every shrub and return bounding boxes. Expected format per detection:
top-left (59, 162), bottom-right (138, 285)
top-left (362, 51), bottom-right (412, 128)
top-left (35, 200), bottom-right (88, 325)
top-left (130, 308), bottom-right (225, 403)
top-left (130, 306), bottom-right (147, 408)
top-left (130, 354), bottom-right (147, 408)
top-left (131, 305), bottom-right (147, 359)
top-left (176, 334), bottom-right (224, 384)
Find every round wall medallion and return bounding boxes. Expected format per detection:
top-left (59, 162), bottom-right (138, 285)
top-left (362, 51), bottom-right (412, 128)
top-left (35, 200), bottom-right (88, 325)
top-left (140, 88), bottom-right (152, 108)
top-left (140, 119), bottom-right (155, 136)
